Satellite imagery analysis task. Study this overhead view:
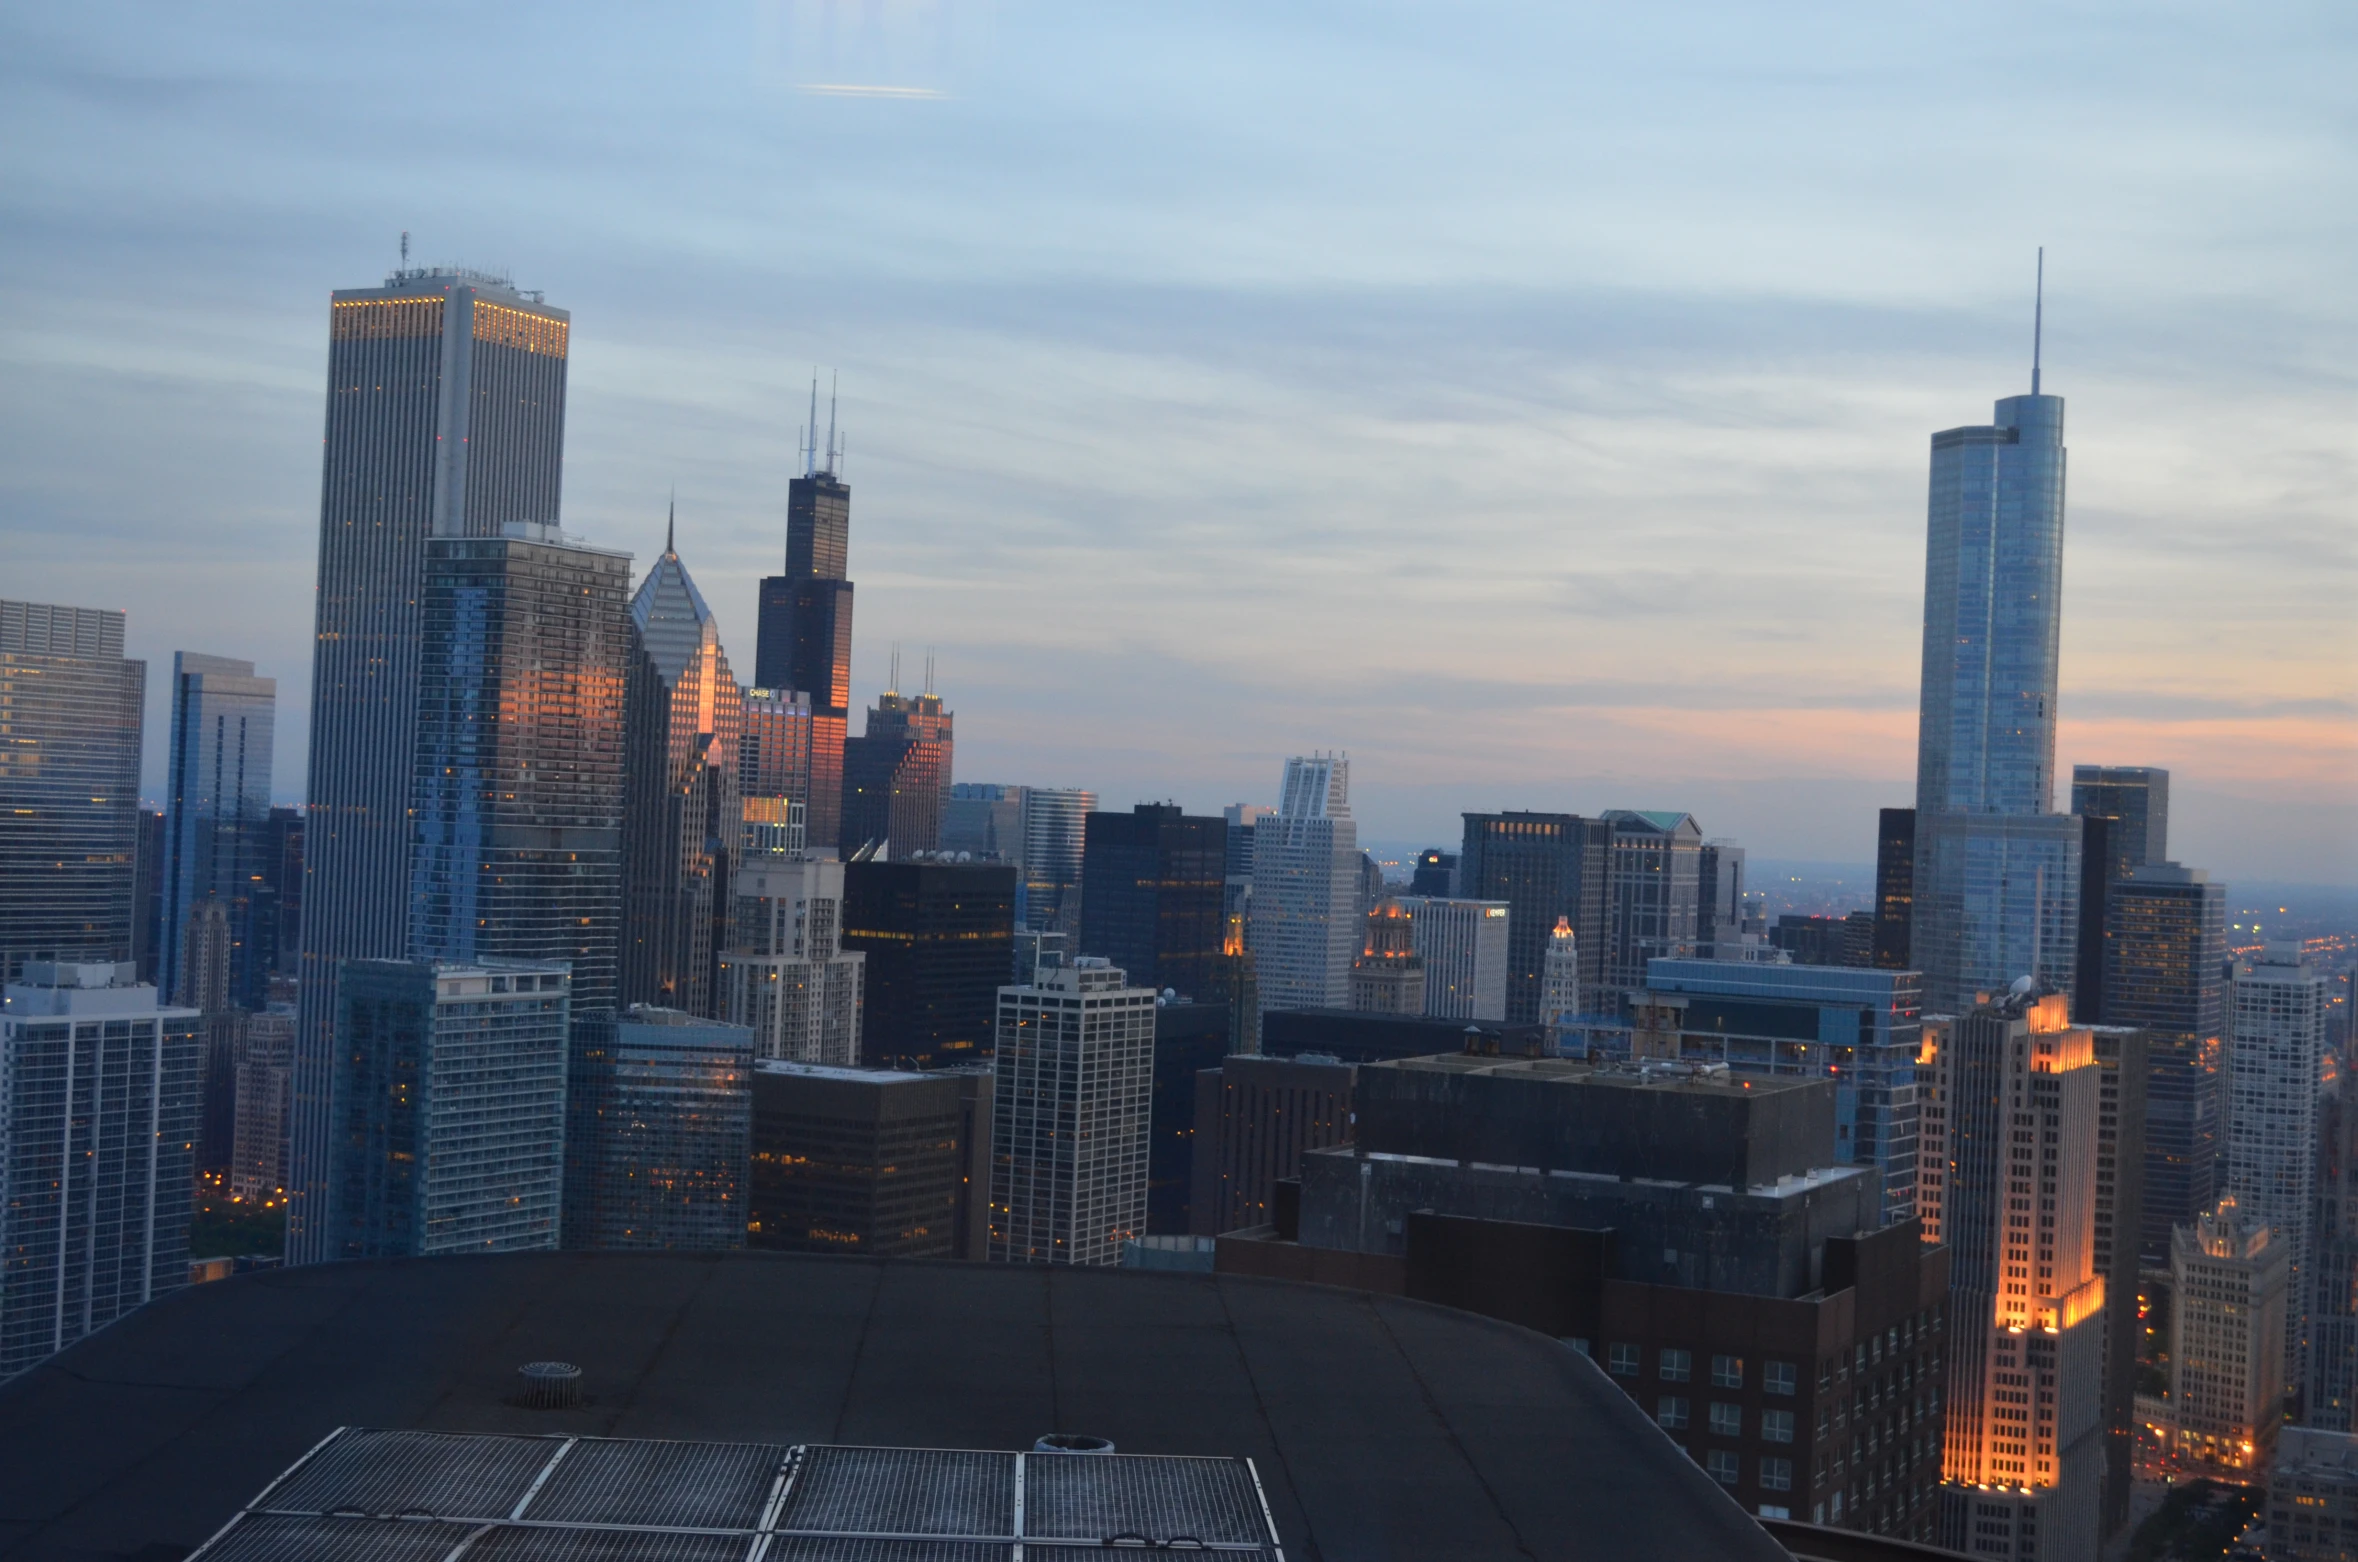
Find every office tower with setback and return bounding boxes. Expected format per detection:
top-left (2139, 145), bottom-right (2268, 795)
top-left (1248, 756), bottom-right (1360, 1013)
top-left (159, 652), bottom-right (276, 1009)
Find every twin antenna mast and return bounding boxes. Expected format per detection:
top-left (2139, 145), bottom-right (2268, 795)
top-left (2031, 246), bottom-right (2045, 396)
top-left (800, 370), bottom-right (843, 479)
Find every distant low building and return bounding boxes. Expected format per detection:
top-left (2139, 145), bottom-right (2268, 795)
top-left (2269, 1427), bottom-right (2358, 1562)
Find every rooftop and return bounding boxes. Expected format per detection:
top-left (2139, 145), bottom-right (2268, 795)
top-left (0, 1251), bottom-right (1793, 1562)
top-left (1366, 1053), bottom-right (1828, 1097)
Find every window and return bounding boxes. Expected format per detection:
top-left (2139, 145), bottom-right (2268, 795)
top-left (1712, 1354), bottom-right (1744, 1388)
top-left (1761, 1458), bottom-right (1793, 1493)
top-left (1763, 1409), bottom-right (1796, 1444)
top-left (1659, 1348), bottom-right (1692, 1382)
top-left (1710, 1402), bottom-right (1742, 1437)
top-left (1765, 1360), bottom-right (1797, 1396)
top-left (1707, 1450), bottom-right (1739, 1486)
top-left (1657, 1396), bottom-right (1690, 1430)
top-left (1757, 1503), bottom-right (1791, 1519)
top-left (1609, 1344), bottom-right (1639, 1377)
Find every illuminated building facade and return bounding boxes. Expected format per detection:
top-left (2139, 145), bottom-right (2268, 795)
top-left (1393, 895), bottom-right (1511, 1021)
top-left (754, 464), bottom-right (853, 849)
top-left (2268, 1427), bottom-right (2358, 1562)
top-left (1080, 803), bottom-right (1227, 1002)
top-left (1249, 755), bottom-right (1361, 1013)
top-left (1347, 900), bottom-right (1426, 1015)
top-left (738, 687), bottom-right (813, 851)
top-left (2225, 943), bottom-right (2330, 1391)
top-left (159, 652), bottom-right (275, 1009)
top-left (562, 1006), bottom-right (752, 1251)
top-left (0, 600), bottom-right (145, 983)
top-left (719, 854), bottom-right (864, 1065)
top-left (620, 532), bottom-right (742, 1018)
top-left (989, 957), bottom-right (1155, 1266)
top-left (2104, 861), bottom-right (2225, 1262)
top-left (2168, 1197), bottom-right (2286, 1476)
top-left (1603, 811), bottom-right (1703, 998)
top-left (1919, 989), bottom-right (2105, 1562)
top-left (411, 527), bottom-right (631, 1013)
top-left (839, 687), bottom-right (953, 855)
top-left (288, 266), bottom-right (570, 1265)
top-left (1457, 811), bottom-right (1611, 1025)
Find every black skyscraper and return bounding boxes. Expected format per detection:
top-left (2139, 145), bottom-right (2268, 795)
top-left (1080, 804), bottom-right (1229, 1003)
top-left (754, 403), bottom-right (854, 850)
top-left (841, 859), bottom-right (1016, 1068)
top-left (1873, 806), bottom-right (1914, 970)
top-left (1457, 812), bottom-right (1611, 1024)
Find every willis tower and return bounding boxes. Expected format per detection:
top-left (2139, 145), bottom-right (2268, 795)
top-left (755, 382), bottom-right (853, 850)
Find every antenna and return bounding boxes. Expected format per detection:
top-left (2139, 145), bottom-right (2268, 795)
top-left (666, 489), bottom-right (676, 554)
top-left (2032, 246), bottom-right (2044, 396)
top-left (924, 649), bottom-right (935, 695)
top-left (888, 643), bottom-right (901, 696)
top-left (804, 372), bottom-right (819, 479)
top-left (826, 370), bottom-right (839, 476)
top-left (399, 230), bottom-right (410, 269)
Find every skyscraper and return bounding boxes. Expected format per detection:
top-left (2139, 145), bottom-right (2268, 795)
top-left (841, 858), bottom-right (1017, 1067)
top-left (159, 652), bottom-right (276, 1009)
top-left (1347, 901), bottom-right (1426, 1014)
top-left (2106, 861), bottom-right (2226, 1261)
top-left (839, 685), bottom-right (954, 856)
top-left (1696, 839), bottom-right (1747, 954)
top-left (288, 266), bottom-right (570, 1265)
top-left (1248, 755), bottom-right (1360, 1013)
top-left (749, 1061), bottom-right (984, 1257)
top-left (2313, 1082), bottom-right (2358, 1431)
top-left (0, 601), bottom-right (145, 983)
top-left (719, 854), bottom-right (865, 1064)
top-left (753, 408), bottom-right (854, 851)
top-left (620, 527), bottom-right (742, 1017)
top-left (1080, 803), bottom-right (1228, 1003)
top-left (179, 897), bottom-right (243, 1176)
top-left (562, 1006), bottom-right (753, 1251)
top-left (1873, 808), bottom-right (1915, 970)
top-left (2225, 943), bottom-right (2329, 1389)
top-left (1456, 811), bottom-right (1612, 1025)
top-left (989, 957), bottom-right (1155, 1266)
top-left (1017, 786), bottom-right (1095, 932)
top-left (942, 782), bottom-right (1022, 859)
top-left (2070, 767), bottom-right (2169, 880)
top-left (1392, 896), bottom-right (1511, 1021)
top-left (1604, 811), bottom-right (1703, 997)
top-left (1909, 300), bottom-right (2082, 1014)
top-left (2086, 1024), bottom-right (2149, 1536)
top-left (738, 687), bottom-right (814, 852)
top-left (2169, 1198), bottom-right (2287, 1476)
top-left (1187, 1051), bottom-right (1357, 1238)
top-left (1222, 802), bottom-right (1273, 922)
top-left (1918, 988), bottom-right (2105, 1561)
top-left (411, 526), bottom-right (631, 1012)
top-left (0, 961), bottom-right (199, 1378)
top-left (325, 959), bottom-right (571, 1258)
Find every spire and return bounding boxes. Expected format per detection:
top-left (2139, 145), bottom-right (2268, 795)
top-left (805, 372), bottom-right (819, 478)
top-left (666, 490), bottom-right (675, 555)
top-left (825, 370), bottom-right (839, 477)
top-left (2032, 246), bottom-right (2044, 396)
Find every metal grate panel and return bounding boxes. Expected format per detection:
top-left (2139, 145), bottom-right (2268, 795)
top-left (773, 1447), bottom-right (1016, 1538)
top-left (522, 1438), bottom-right (786, 1529)
top-left (1022, 1455), bottom-right (1271, 1547)
top-left (195, 1513), bottom-right (486, 1562)
top-left (262, 1429), bottom-right (562, 1521)
top-left (762, 1544), bottom-right (1012, 1562)
top-left (464, 1525), bottom-right (756, 1562)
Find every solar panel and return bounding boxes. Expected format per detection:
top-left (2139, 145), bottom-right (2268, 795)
top-left (191, 1429), bottom-right (1283, 1561)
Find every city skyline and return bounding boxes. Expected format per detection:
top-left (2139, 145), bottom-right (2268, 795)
top-left (3, 7), bottom-right (2347, 887)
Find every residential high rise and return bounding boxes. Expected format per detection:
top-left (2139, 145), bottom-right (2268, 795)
top-left (753, 419), bottom-right (854, 850)
top-left (323, 959), bottom-right (570, 1258)
top-left (2225, 943), bottom-right (2330, 1390)
top-left (1392, 896), bottom-right (1511, 1021)
top-left (841, 859), bottom-right (1017, 1067)
top-left (159, 652), bottom-right (276, 1009)
top-left (749, 1061), bottom-right (983, 1257)
top-left (840, 685), bottom-right (954, 855)
top-left (1457, 811), bottom-right (1612, 1024)
top-left (0, 601), bottom-right (145, 983)
top-left (1918, 988), bottom-right (2105, 1562)
top-left (2168, 1197), bottom-right (2288, 1476)
top-left (1908, 326), bottom-right (2083, 1014)
top-left (562, 1006), bottom-right (752, 1251)
top-left (411, 526), bottom-right (631, 1012)
top-left (288, 266), bottom-right (570, 1265)
top-left (1248, 755), bottom-right (1360, 1013)
top-left (2086, 1024), bottom-right (2150, 1537)
top-left (231, 1002), bottom-right (295, 1202)
top-left (1080, 803), bottom-right (1227, 1002)
top-left (719, 854), bottom-right (865, 1064)
top-left (1874, 808), bottom-right (1916, 970)
top-left (0, 961), bottom-right (199, 1378)
top-left (2105, 861), bottom-right (2227, 1262)
top-left (179, 897), bottom-right (243, 1176)
top-left (1188, 1051), bottom-right (1356, 1237)
top-left (620, 528), bottom-right (741, 1017)
top-left (1018, 787), bottom-right (1095, 932)
top-left (989, 957), bottom-right (1155, 1266)
top-left (1348, 901), bottom-right (1426, 1015)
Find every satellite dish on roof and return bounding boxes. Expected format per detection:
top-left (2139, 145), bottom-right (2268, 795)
top-left (2009, 974), bottom-right (2039, 998)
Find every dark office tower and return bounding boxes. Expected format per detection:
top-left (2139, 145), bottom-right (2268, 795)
top-left (1695, 839), bottom-right (1745, 955)
top-left (159, 653), bottom-right (276, 1009)
top-left (1188, 1052), bottom-right (1356, 1238)
top-left (1458, 812), bottom-right (1611, 1025)
top-left (1080, 804), bottom-right (1229, 1003)
top-left (1409, 849), bottom-right (1457, 897)
top-left (2313, 1084), bottom-right (2358, 1431)
top-left (841, 859), bottom-right (1016, 1067)
top-left (2070, 766), bottom-right (2168, 878)
top-left (840, 686), bottom-right (954, 856)
top-left (0, 600), bottom-right (144, 982)
top-left (287, 266), bottom-right (569, 1267)
top-left (739, 687), bottom-right (813, 849)
top-left (410, 528), bottom-right (631, 1012)
top-left (1603, 810), bottom-right (1702, 997)
top-left (753, 423), bottom-right (855, 850)
top-left (2073, 814), bottom-right (2114, 1023)
top-left (133, 807), bottom-right (166, 985)
top-left (563, 1006), bottom-right (752, 1251)
top-left (2106, 862), bottom-right (2226, 1263)
top-left (1149, 999), bottom-right (1232, 1234)
top-left (1873, 808), bottom-right (1915, 969)
top-left (620, 531), bottom-right (742, 1018)
top-left (749, 1061), bottom-right (974, 1256)
top-left (2087, 1025), bottom-right (2150, 1538)
top-left (260, 806), bottom-right (304, 977)
top-left (179, 898), bottom-right (242, 1176)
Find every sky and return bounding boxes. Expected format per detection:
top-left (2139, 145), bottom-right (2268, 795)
top-left (3, 2), bottom-right (2352, 884)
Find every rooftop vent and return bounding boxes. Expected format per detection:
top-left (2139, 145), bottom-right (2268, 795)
top-left (516, 1361), bottom-right (582, 1410)
top-left (1036, 1433), bottom-right (1116, 1454)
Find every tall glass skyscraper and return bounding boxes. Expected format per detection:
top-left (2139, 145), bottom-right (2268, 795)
top-left (754, 426), bottom-right (854, 850)
top-left (159, 652), bottom-right (275, 1008)
top-left (1909, 347), bottom-right (2081, 1012)
top-left (410, 526), bottom-right (631, 1012)
top-left (839, 686), bottom-right (954, 856)
top-left (2105, 861), bottom-right (2227, 1263)
top-left (0, 601), bottom-right (145, 983)
top-left (287, 267), bottom-right (571, 1264)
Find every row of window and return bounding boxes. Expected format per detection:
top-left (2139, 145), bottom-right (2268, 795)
top-left (1701, 1451), bottom-right (1793, 1491)
top-left (1605, 1344), bottom-right (1796, 1392)
top-left (1657, 1399), bottom-right (1797, 1442)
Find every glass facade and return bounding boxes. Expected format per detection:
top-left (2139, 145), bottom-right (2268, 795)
top-left (1017, 787), bottom-right (1094, 934)
top-left (564, 1007), bottom-right (752, 1251)
top-left (748, 1061), bottom-right (968, 1256)
top-left (2070, 766), bottom-right (2169, 880)
top-left (839, 690), bottom-right (953, 856)
top-left (411, 529), bottom-right (631, 1012)
top-left (289, 270), bottom-right (570, 1265)
top-left (1456, 811), bottom-right (1612, 1024)
top-left (1911, 811), bottom-right (2081, 1014)
top-left (840, 860), bottom-right (1017, 1067)
top-left (1079, 804), bottom-right (1228, 1003)
top-left (738, 687), bottom-right (813, 852)
top-left (754, 471), bottom-right (855, 850)
top-left (0, 962), bottom-right (200, 1378)
top-left (1604, 811), bottom-right (1703, 997)
top-left (159, 652), bottom-right (276, 1008)
top-left (0, 601), bottom-right (145, 983)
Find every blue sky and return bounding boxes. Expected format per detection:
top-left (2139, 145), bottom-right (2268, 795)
top-left (4, 1), bottom-right (2352, 880)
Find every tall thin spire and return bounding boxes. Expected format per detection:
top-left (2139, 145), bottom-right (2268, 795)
top-left (805, 372), bottom-right (819, 478)
top-left (2032, 246), bottom-right (2044, 396)
top-left (666, 490), bottom-right (675, 554)
top-left (825, 370), bottom-right (839, 476)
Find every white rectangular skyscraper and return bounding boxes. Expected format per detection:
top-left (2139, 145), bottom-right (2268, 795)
top-left (989, 956), bottom-right (1153, 1266)
top-left (1393, 896), bottom-right (1510, 1021)
top-left (1247, 754), bottom-right (1358, 1012)
top-left (2226, 943), bottom-right (2330, 1391)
